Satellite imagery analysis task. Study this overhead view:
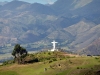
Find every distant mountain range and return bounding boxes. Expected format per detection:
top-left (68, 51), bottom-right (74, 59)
top-left (0, 1), bottom-right (8, 6)
top-left (0, 0), bottom-right (100, 55)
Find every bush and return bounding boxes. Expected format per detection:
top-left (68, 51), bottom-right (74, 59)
top-left (95, 57), bottom-right (99, 59)
top-left (49, 60), bottom-right (52, 63)
top-left (2, 61), bottom-right (9, 65)
top-left (48, 52), bottom-right (51, 55)
top-left (46, 57), bottom-right (50, 60)
top-left (44, 52), bottom-right (46, 54)
top-left (69, 60), bottom-right (72, 63)
top-left (77, 67), bottom-right (80, 69)
top-left (52, 58), bottom-right (57, 61)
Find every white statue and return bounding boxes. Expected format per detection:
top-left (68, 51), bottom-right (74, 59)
top-left (51, 40), bottom-right (58, 51)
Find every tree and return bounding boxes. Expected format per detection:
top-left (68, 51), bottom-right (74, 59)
top-left (12, 44), bottom-right (27, 64)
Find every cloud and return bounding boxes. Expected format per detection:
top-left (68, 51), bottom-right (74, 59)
top-left (19, 0), bottom-right (51, 4)
top-left (1, 0), bottom-right (56, 4)
top-left (47, 0), bottom-right (55, 4)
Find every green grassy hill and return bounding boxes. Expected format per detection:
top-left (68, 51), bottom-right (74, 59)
top-left (0, 51), bottom-right (100, 75)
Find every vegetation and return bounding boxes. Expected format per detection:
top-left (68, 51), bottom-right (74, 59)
top-left (12, 44), bottom-right (27, 64)
top-left (0, 71), bottom-right (18, 75)
top-left (1, 50), bottom-right (100, 75)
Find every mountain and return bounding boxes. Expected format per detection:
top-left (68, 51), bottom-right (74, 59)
top-left (0, 0), bottom-right (29, 10)
top-left (51, 0), bottom-right (100, 24)
top-left (0, 5), bottom-right (2, 8)
top-left (65, 21), bottom-right (100, 53)
top-left (29, 3), bottom-right (55, 15)
top-left (0, 0), bottom-right (100, 55)
top-left (51, 0), bottom-right (100, 15)
top-left (0, 1), bottom-right (8, 6)
top-left (77, 25), bottom-right (100, 55)
top-left (79, 38), bottom-right (100, 55)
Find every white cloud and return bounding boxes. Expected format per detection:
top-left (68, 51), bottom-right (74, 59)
top-left (19, 0), bottom-right (49, 4)
top-left (47, 0), bottom-right (55, 4)
top-left (1, 0), bottom-right (57, 4)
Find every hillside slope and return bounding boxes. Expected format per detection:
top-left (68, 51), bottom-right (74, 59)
top-left (0, 51), bottom-right (100, 75)
top-left (0, 0), bottom-right (100, 55)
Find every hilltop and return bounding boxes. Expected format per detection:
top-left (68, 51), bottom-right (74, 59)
top-left (0, 51), bottom-right (100, 75)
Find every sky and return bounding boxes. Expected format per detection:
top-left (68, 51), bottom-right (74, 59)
top-left (0, 0), bottom-right (57, 4)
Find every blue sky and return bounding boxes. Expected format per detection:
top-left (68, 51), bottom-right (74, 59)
top-left (0, 0), bottom-right (57, 4)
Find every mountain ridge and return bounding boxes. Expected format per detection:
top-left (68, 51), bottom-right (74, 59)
top-left (0, 0), bottom-right (100, 55)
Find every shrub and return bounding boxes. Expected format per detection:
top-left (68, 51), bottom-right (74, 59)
top-left (52, 58), bottom-right (57, 61)
top-left (46, 57), bottom-right (50, 60)
top-left (48, 52), bottom-right (51, 55)
top-left (44, 52), bottom-right (46, 54)
top-left (77, 67), bottom-right (80, 69)
top-left (49, 60), bottom-right (52, 63)
top-left (2, 61), bottom-right (9, 65)
top-left (69, 60), bottom-right (72, 63)
top-left (95, 57), bottom-right (99, 59)
top-left (33, 58), bottom-right (39, 62)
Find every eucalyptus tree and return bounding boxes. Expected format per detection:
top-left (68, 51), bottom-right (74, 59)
top-left (12, 44), bottom-right (27, 64)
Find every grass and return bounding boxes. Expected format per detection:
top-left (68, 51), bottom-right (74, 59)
top-left (0, 71), bottom-right (18, 75)
top-left (0, 51), bottom-right (100, 75)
